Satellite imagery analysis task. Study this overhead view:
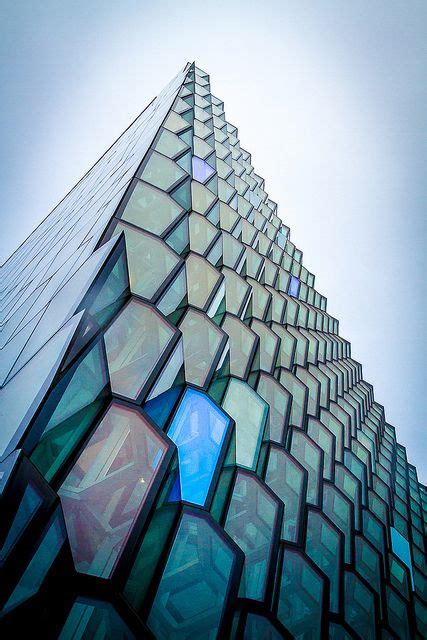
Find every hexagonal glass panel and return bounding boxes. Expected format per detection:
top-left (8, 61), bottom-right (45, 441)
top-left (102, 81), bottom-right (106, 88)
top-left (179, 308), bottom-right (225, 387)
top-left (139, 151), bottom-right (186, 190)
top-left (120, 181), bottom-right (184, 236)
top-left (222, 379), bottom-right (268, 470)
top-left (59, 402), bottom-right (168, 577)
top-left (148, 512), bottom-right (237, 639)
top-left (225, 471), bottom-right (280, 600)
top-left (166, 388), bottom-right (230, 506)
top-left (104, 299), bottom-right (175, 400)
top-left (112, 222), bottom-right (180, 300)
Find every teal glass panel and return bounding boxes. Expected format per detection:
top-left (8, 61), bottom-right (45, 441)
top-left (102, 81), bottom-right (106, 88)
top-left (0, 481), bottom-right (43, 562)
top-left (344, 571), bottom-right (375, 640)
top-left (278, 548), bottom-right (324, 640)
top-left (58, 403), bottom-right (168, 577)
top-left (224, 471), bottom-right (279, 600)
top-left (59, 598), bottom-right (136, 639)
top-left (166, 388), bottom-right (230, 506)
top-left (147, 512), bottom-right (237, 639)
top-left (290, 430), bottom-right (322, 505)
top-left (31, 340), bottom-right (109, 482)
top-left (143, 385), bottom-right (183, 429)
top-left (322, 484), bottom-right (352, 563)
top-left (222, 379), bottom-right (268, 470)
top-left (305, 510), bottom-right (341, 612)
top-left (3, 509), bottom-right (65, 613)
top-left (386, 587), bottom-right (410, 640)
top-left (265, 447), bottom-right (305, 542)
top-left (244, 613), bottom-right (283, 639)
top-left (124, 506), bottom-right (178, 612)
top-left (390, 526), bottom-right (414, 589)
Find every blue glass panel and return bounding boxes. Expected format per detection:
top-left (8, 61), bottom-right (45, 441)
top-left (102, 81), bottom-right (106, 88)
top-left (144, 385), bottom-right (183, 429)
top-left (288, 275), bottom-right (300, 298)
top-left (390, 526), bottom-right (414, 589)
top-left (3, 509), bottom-right (66, 612)
top-left (167, 388), bottom-right (230, 505)
top-left (192, 156), bottom-right (215, 183)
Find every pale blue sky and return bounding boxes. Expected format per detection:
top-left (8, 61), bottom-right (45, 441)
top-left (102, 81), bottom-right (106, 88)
top-left (1, 1), bottom-right (426, 480)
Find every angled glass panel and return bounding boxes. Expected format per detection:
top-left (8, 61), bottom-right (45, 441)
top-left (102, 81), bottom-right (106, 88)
top-left (290, 429), bottom-right (322, 505)
top-left (147, 512), bottom-right (237, 639)
top-left (59, 402), bottom-right (168, 577)
top-left (179, 308), bottom-right (224, 387)
top-left (277, 548), bottom-right (324, 640)
top-left (120, 181), bottom-right (184, 236)
top-left (59, 598), bottom-right (136, 639)
top-left (305, 510), bottom-right (341, 612)
top-left (221, 315), bottom-right (257, 378)
top-left (344, 571), bottom-right (376, 640)
top-left (139, 151), bottom-right (186, 190)
top-left (244, 613), bottom-right (283, 639)
top-left (31, 339), bottom-right (109, 482)
top-left (185, 253), bottom-right (221, 309)
top-left (222, 379), bottom-right (268, 470)
top-left (155, 128), bottom-right (188, 159)
top-left (256, 373), bottom-right (290, 444)
top-left (104, 299), bottom-right (175, 400)
top-left (0, 481), bottom-right (43, 563)
top-left (265, 447), bottom-right (305, 542)
top-left (189, 212), bottom-right (218, 255)
top-left (2, 509), bottom-right (66, 613)
top-left (191, 180), bottom-right (217, 214)
top-left (166, 388), bottom-right (230, 505)
top-left (112, 223), bottom-right (180, 300)
top-left (224, 471), bottom-right (280, 600)
top-left (192, 156), bottom-right (216, 182)
top-left (390, 526), bottom-right (414, 589)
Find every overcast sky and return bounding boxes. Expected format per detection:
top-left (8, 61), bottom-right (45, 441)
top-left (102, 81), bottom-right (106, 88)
top-left (1, 1), bottom-right (426, 481)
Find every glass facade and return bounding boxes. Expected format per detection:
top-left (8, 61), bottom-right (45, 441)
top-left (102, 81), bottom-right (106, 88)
top-left (0, 62), bottom-right (425, 640)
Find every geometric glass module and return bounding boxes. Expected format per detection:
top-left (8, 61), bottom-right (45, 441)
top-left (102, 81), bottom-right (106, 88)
top-left (58, 403), bottom-right (168, 577)
top-left (166, 388), bottom-right (230, 506)
top-left (147, 511), bottom-right (238, 639)
top-left (224, 471), bottom-right (280, 600)
top-left (221, 379), bottom-right (268, 469)
top-left (287, 275), bottom-right (300, 298)
top-left (104, 299), bottom-right (176, 400)
top-left (192, 156), bottom-right (215, 183)
top-left (120, 180), bottom-right (184, 236)
top-left (179, 308), bottom-right (224, 387)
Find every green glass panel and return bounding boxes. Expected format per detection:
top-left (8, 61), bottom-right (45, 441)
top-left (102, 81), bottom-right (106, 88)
top-left (344, 571), bottom-right (376, 640)
top-left (323, 484), bottom-right (352, 563)
top-left (191, 180), bottom-right (217, 214)
top-left (244, 613), bottom-right (283, 639)
top-left (279, 371), bottom-right (307, 428)
top-left (121, 181), bottom-right (184, 235)
top-left (124, 506), bottom-right (179, 611)
top-left (265, 446), bottom-right (305, 542)
top-left (305, 510), bottom-right (341, 612)
top-left (139, 151), bottom-right (186, 191)
top-left (31, 340), bottom-right (109, 482)
top-left (290, 429), bottom-right (321, 505)
top-left (59, 598), bottom-right (136, 639)
top-left (104, 298), bottom-right (175, 400)
top-left (278, 548), bottom-right (324, 640)
top-left (155, 128), bottom-right (188, 158)
top-left (170, 178), bottom-right (191, 210)
top-left (147, 512), bottom-right (237, 639)
top-left (165, 216), bottom-right (190, 255)
top-left (221, 315), bottom-right (257, 378)
top-left (185, 253), bottom-right (221, 309)
top-left (256, 373), bottom-right (290, 444)
top-left (3, 510), bottom-right (65, 613)
top-left (189, 212), bottom-right (218, 255)
top-left (113, 222), bottom-right (180, 299)
top-left (179, 308), bottom-right (224, 387)
top-left (225, 471), bottom-right (279, 600)
top-left (222, 379), bottom-right (268, 469)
